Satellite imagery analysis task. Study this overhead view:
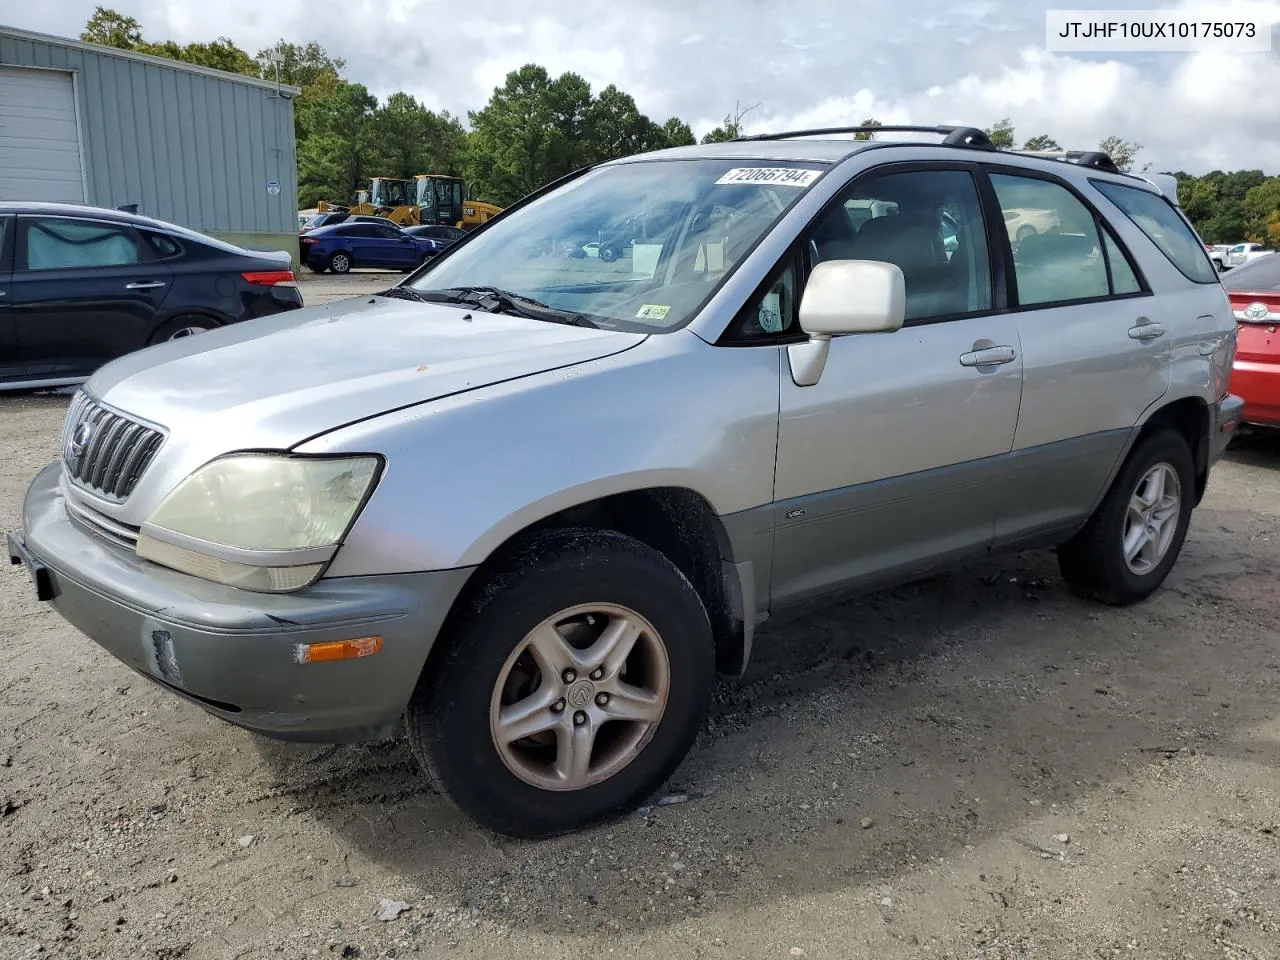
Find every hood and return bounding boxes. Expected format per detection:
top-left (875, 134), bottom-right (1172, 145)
top-left (88, 295), bottom-right (647, 456)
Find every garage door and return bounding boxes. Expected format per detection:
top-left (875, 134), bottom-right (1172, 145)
top-left (0, 67), bottom-right (85, 202)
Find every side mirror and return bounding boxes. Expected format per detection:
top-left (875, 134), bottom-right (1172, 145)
top-left (789, 260), bottom-right (906, 387)
top-left (798, 260), bottom-right (906, 336)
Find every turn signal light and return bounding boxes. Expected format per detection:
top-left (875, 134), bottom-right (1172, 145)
top-left (293, 636), bottom-right (384, 664)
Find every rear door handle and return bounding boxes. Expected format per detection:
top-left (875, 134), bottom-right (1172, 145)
top-left (1128, 319), bottom-right (1165, 341)
top-left (959, 345), bottom-right (1017, 367)
top-left (125, 281), bottom-right (166, 290)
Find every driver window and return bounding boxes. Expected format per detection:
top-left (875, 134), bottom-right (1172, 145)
top-left (808, 169), bottom-right (992, 322)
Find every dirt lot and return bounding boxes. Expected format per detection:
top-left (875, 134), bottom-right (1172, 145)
top-left (297, 271), bottom-right (398, 306)
top-left (2, 392), bottom-right (1279, 960)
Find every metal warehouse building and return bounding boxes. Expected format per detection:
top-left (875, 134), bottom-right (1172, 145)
top-left (0, 25), bottom-right (300, 261)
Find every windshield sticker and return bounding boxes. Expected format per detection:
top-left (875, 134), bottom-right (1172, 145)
top-left (636, 304), bottom-right (672, 321)
top-left (631, 243), bottom-right (663, 279)
top-left (715, 168), bottom-right (822, 188)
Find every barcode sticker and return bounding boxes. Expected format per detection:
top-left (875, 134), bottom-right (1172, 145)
top-left (715, 168), bottom-right (823, 188)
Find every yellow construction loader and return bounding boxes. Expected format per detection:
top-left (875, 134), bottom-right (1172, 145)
top-left (411, 175), bottom-right (503, 231)
top-left (318, 176), bottom-right (502, 231)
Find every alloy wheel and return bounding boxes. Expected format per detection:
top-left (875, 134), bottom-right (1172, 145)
top-left (489, 603), bottom-right (670, 792)
top-left (1122, 462), bottom-right (1181, 575)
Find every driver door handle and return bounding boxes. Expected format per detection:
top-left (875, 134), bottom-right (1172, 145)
top-left (125, 280), bottom-right (166, 290)
top-left (959, 345), bottom-right (1017, 367)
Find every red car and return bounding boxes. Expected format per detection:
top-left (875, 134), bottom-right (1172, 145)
top-left (1224, 253), bottom-right (1280, 426)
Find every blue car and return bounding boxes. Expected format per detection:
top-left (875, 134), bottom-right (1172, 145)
top-left (300, 222), bottom-right (439, 274)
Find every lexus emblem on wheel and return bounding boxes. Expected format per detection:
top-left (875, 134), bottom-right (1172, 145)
top-left (566, 680), bottom-right (594, 709)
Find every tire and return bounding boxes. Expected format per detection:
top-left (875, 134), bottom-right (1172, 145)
top-left (405, 528), bottom-right (715, 838)
top-left (148, 316), bottom-right (217, 345)
top-left (599, 245), bottom-right (618, 263)
top-left (329, 251), bottom-right (352, 274)
top-left (1016, 224), bottom-right (1037, 242)
top-left (1057, 428), bottom-right (1195, 606)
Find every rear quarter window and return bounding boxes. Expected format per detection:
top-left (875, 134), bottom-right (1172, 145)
top-left (1091, 180), bottom-right (1218, 284)
top-left (144, 232), bottom-right (183, 259)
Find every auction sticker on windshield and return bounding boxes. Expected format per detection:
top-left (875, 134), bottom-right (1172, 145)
top-left (715, 168), bottom-right (823, 187)
top-left (636, 304), bottom-right (672, 321)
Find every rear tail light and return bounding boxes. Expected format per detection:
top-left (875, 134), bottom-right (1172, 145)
top-left (242, 270), bottom-right (297, 288)
top-left (300, 237), bottom-right (317, 245)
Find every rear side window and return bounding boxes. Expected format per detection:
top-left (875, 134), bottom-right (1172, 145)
top-left (1092, 180), bottom-right (1218, 284)
top-left (1103, 231), bottom-right (1142, 294)
top-left (990, 174), bottom-right (1110, 306)
top-left (144, 233), bottom-right (182, 259)
top-left (22, 218), bottom-right (140, 271)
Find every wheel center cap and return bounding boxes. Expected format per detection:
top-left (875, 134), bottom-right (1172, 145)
top-left (566, 679), bottom-right (596, 709)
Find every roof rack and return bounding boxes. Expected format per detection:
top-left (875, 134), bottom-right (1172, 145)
top-left (1007, 149), bottom-right (1122, 174)
top-left (732, 125), bottom-right (996, 151)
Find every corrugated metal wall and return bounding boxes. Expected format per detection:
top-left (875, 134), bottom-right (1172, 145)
top-left (0, 31), bottom-right (297, 238)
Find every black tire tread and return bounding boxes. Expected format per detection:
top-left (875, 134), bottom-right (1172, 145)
top-left (404, 527), bottom-right (713, 837)
top-left (1057, 428), bottom-right (1194, 606)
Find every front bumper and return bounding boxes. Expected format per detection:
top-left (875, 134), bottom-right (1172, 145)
top-left (9, 462), bottom-right (474, 743)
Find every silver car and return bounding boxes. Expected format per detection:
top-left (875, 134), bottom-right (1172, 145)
top-left (9, 125), bottom-right (1243, 838)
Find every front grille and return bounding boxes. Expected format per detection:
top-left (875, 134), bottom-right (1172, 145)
top-left (61, 392), bottom-right (166, 502)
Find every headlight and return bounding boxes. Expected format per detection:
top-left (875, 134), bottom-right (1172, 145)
top-left (136, 454), bottom-right (381, 592)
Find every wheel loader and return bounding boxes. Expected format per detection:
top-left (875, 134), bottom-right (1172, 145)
top-left (317, 177), bottom-right (502, 231)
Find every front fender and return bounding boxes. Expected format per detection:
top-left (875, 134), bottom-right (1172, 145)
top-left (299, 331), bottom-right (781, 576)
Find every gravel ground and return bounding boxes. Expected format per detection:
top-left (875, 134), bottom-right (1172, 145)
top-left (297, 271), bottom-right (398, 306)
top-left (2, 392), bottom-right (1279, 960)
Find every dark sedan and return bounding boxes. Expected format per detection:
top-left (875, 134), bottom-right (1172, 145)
top-left (0, 202), bottom-right (302, 392)
top-left (300, 212), bottom-right (399, 233)
top-left (300, 222), bottom-right (439, 273)
top-left (403, 224), bottom-right (467, 245)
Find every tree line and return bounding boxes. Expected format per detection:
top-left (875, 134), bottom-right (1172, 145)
top-left (79, 9), bottom-right (1280, 245)
top-left (982, 118), bottom-right (1280, 246)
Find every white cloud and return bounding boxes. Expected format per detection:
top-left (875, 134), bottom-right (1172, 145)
top-left (11, 0), bottom-right (1280, 172)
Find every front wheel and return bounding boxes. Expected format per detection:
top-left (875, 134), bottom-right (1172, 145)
top-left (1057, 428), bottom-right (1195, 605)
top-left (405, 528), bottom-right (714, 838)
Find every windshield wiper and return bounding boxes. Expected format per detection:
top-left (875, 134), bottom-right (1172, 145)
top-left (377, 286), bottom-right (436, 303)
top-left (419, 286), bottom-right (599, 328)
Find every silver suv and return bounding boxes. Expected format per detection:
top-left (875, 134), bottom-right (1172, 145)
top-left (9, 125), bottom-right (1243, 837)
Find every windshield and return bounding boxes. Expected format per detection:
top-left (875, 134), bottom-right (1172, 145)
top-left (415, 177), bottom-right (436, 212)
top-left (409, 159), bottom-right (828, 331)
top-left (371, 180), bottom-right (411, 207)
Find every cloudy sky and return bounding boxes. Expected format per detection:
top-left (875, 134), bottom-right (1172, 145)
top-left (11, 0), bottom-right (1280, 173)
